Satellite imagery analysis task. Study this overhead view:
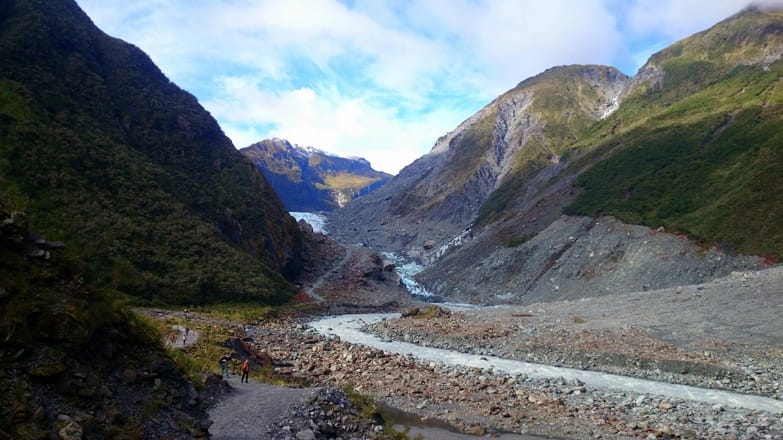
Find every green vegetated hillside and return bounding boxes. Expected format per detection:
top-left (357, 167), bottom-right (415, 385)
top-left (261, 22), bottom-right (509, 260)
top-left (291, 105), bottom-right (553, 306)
top-left (0, 192), bottom-right (209, 438)
top-left (564, 7), bottom-right (783, 256)
top-left (477, 7), bottom-right (783, 257)
top-left (0, 0), bottom-right (304, 305)
top-left (242, 138), bottom-right (391, 212)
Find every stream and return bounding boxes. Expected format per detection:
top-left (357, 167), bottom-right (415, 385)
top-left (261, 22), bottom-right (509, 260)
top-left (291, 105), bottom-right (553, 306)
top-left (309, 313), bottom-right (783, 414)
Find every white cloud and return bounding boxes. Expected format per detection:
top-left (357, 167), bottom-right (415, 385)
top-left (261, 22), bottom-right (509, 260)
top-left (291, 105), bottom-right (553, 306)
top-left (205, 76), bottom-right (468, 174)
top-left (625, 0), bottom-right (753, 39)
top-left (76, 0), bottom-right (772, 174)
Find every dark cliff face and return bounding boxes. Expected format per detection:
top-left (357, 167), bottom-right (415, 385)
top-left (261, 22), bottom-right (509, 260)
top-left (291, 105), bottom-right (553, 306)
top-left (241, 138), bottom-right (391, 212)
top-left (0, 0), bottom-right (303, 304)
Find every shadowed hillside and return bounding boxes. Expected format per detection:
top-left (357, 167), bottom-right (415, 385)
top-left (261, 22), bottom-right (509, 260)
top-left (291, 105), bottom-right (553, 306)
top-left (0, 193), bottom-right (210, 438)
top-left (0, 0), bottom-right (304, 305)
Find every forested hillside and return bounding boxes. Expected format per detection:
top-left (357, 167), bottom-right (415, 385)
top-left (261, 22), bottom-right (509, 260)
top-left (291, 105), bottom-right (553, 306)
top-left (0, 0), bottom-right (304, 304)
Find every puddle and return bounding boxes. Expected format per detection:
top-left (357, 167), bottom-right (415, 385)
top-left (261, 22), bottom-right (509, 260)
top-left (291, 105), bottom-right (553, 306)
top-left (380, 403), bottom-right (545, 439)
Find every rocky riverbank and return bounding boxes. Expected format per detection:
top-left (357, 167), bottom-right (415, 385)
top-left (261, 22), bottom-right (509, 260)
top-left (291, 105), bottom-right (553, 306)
top-left (236, 311), bottom-right (783, 439)
top-left (367, 266), bottom-right (783, 403)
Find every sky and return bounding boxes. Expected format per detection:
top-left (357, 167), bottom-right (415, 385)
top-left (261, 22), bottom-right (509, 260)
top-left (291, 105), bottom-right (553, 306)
top-left (76, 0), bottom-right (781, 175)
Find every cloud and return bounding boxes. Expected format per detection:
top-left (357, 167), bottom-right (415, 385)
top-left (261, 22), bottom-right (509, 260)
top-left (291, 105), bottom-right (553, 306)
top-left (76, 0), bottom-right (771, 174)
top-left (205, 76), bottom-right (469, 174)
top-left (625, 0), bottom-right (752, 39)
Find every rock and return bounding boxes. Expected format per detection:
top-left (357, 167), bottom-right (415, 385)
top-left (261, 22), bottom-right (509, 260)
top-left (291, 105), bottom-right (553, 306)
top-left (122, 369), bottom-right (137, 383)
top-left (58, 421), bottom-right (82, 440)
top-left (658, 402), bottom-right (674, 410)
top-left (295, 429), bottom-right (315, 440)
top-left (423, 240), bottom-right (436, 250)
top-left (463, 424), bottom-right (486, 436)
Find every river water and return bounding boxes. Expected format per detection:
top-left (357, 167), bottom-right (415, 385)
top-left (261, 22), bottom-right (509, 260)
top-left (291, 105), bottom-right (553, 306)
top-left (309, 313), bottom-right (783, 414)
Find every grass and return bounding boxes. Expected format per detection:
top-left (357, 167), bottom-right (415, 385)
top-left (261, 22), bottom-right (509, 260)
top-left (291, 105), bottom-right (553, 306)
top-left (342, 384), bottom-right (423, 440)
top-left (320, 172), bottom-right (382, 191)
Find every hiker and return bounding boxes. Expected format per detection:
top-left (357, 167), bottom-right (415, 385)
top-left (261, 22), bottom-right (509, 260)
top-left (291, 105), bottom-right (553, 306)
top-left (183, 326), bottom-right (190, 344)
top-left (241, 359), bottom-right (250, 383)
top-left (219, 354), bottom-right (231, 379)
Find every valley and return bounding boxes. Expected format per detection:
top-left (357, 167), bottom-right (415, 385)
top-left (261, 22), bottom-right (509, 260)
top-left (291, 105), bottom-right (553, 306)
top-left (158, 263), bottom-right (783, 439)
top-left (2, 1), bottom-right (783, 439)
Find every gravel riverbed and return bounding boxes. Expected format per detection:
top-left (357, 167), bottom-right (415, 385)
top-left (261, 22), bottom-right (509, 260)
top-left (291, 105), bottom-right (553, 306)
top-left (173, 264), bottom-right (783, 439)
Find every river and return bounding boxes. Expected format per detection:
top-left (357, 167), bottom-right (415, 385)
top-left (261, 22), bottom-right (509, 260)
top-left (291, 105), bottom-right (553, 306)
top-left (309, 313), bottom-right (783, 414)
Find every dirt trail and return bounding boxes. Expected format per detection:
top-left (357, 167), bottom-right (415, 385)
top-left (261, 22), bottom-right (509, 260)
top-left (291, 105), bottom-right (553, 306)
top-left (305, 244), bottom-right (354, 303)
top-left (208, 379), bottom-right (317, 439)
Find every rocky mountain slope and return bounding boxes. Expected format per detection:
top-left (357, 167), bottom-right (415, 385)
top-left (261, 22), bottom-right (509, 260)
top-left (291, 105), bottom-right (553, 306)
top-left (328, 65), bottom-right (629, 252)
top-left (0, 0), bottom-right (303, 304)
top-left (241, 138), bottom-right (390, 212)
top-left (564, 6), bottom-right (783, 256)
top-left (417, 215), bottom-right (766, 304)
top-left (329, 6), bottom-right (783, 304)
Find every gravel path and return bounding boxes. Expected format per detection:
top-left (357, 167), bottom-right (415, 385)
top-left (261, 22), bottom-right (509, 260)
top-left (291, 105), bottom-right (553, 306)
top-left (305, 245), bottom-right (354, 304)
top-left (208, 378), bottom-right (317, 440)
top-left (171, 324), bottom-right (199, 348)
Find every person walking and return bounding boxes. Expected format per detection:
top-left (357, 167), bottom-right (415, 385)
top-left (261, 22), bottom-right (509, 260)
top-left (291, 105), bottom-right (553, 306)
top-left (241, 359), bottom-right (250, 383)
top-left (219, 354), bottom-right (231, 379)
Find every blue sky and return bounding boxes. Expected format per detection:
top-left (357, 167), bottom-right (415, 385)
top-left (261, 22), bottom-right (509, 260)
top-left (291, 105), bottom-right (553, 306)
top-left (76, 0), bottom-right (779, 174)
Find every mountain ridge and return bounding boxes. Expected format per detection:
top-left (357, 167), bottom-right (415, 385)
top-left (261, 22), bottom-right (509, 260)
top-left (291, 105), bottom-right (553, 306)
top-left (328, 64), bottom-right (630, 251)
top-left (241, 138), bottom-right (391, 212)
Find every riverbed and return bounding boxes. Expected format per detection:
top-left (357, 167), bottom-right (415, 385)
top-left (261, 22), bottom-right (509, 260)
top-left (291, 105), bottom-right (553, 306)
top-left (309, 313), bottom-right (783, 414)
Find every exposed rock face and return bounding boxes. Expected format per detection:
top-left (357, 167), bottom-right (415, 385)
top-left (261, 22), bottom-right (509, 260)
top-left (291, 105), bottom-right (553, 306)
top-left (242, 138), bottom-right (391, 212)
top-left (328, 65), bottom-right (630, 255)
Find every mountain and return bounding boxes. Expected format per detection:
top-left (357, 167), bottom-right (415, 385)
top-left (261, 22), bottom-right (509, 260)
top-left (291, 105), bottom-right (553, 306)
top-left (328, 65), bottom-right (629, 251)
top-left (564, 6), bottom-right (783, 257)
top-left (328, 6), bottom-right (783, 303)
top-left (0, 0), bottom-right (304, 305)
top-left (241, 138), bottom-right (391, 212)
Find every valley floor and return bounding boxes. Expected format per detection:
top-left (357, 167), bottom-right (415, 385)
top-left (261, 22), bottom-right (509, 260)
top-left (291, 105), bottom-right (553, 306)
top-left (275, 266), bottom-right (780, 438)
top-left (371, 266), bottom-right (783, 401)
top-left (173, 265), bottom-right (783, 439)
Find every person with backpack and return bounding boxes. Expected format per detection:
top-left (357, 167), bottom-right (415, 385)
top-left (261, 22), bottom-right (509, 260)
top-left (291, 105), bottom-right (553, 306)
top-left (241, 358), bottom-right (250, 383)
top-left (219, 354), bottom-right (231, 379)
